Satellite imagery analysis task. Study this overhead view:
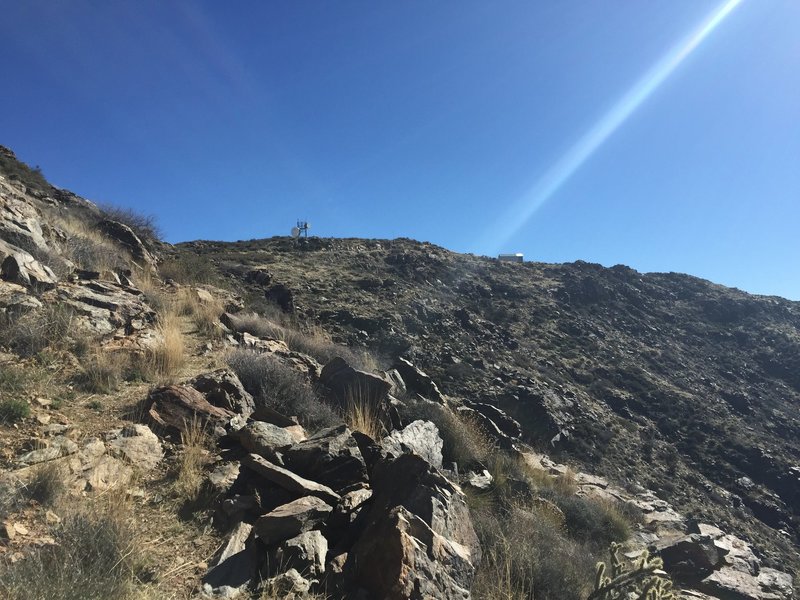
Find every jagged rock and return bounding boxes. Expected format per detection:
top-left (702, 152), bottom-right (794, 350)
top-left (189, 369), bottom-right (255, 418)
top-left (701, 566), bottom-right (794, 600)
top-left (208, 461), bottom-right (241, 495)
top-left (96, 219), bottom-right (155, 267)
top-left (456, 404), bottom-right (516, 450)
top-left (17, 436), bottom-right (78, 465)
top-left (242, 453), bottom-right (340, 505)
top-left (330, 487), bottom-right (373, 529)
top-left (0, 239), bottom-right (57, 288)
top-left (320, 357), bottom-right (391, 407)
top-left (282, 425), bottom-right (368, 493)
top-left (392, 357), bottom-right (444, 403)
top-left (232, 422), bottom-right (296, 461)
top-left (348, 506), bottom-right (474, 600)
top-left (658, 534), bottom-right (726, 582)
top-left (265, 283), bottom-right (294, 313)
top-left (275, 530), bottom-right (328, 577)
top-left (464, 469), bottom-right (493, 491)
top-left (259, 569), bottom-right (313, 599)
top-left (462, 400), bottom-right (522, 439)
top-left (254, 496), bottom-right (333, 545)
top-left (0, 192), bottom-right (49, 252)
top-left (203, 522), bottom-right (258, 595)
top-left (146, 385), bottom-right (235, 437)
top-left (0, 280), bottom-right (41, 317)
top-left (53, 279), bottom-right (157, 337)
top-left (346, 453), bottom-right (480, 598)
top-left (381, 420), bottom-right (443, 469)
top-left (106, 424), bottom-right (163, 471)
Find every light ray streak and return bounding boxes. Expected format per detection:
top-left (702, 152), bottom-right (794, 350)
top-left (484, 0), bottom-right (744, 254)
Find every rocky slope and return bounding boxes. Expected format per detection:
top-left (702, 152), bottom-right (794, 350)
top-left (0, 143), bottom-right (798, 599)
top-left (176, 236), bottom-right (800, 575)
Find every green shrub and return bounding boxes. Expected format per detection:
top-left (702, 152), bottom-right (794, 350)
top-left (158, 254), bottom-right (220, 285)
top-left (0, 398), bottom-right (30, 424)
top-left (228, 350), bottom-right (339, 431)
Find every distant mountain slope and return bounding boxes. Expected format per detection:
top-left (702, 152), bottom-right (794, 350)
top-left (177, 236), bottom-right (800, 569)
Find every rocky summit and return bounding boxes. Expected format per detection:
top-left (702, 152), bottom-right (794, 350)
top-left (0, 144), bottom-right (798, 600)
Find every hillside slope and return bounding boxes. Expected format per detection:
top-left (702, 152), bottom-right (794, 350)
top-left (177, 236), bottom-right (800, 568)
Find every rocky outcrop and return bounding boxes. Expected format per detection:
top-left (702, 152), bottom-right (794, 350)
top-left (96, 219), bottom-right (155, 268)
top-left (189, 369), bottom-right (255, 418)
top-left (146, 385), bottom-right (235, 437)
top-left (381, 419), bottom-right (443, 469)
top-left (0, 239), bottom-right (57, 288)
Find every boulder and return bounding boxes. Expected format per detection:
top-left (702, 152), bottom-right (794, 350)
top-left (106, 424), bottom-right (163, 471)
top-left (462, 400), bottom-right (522, 439)
top-left (203, 522), bottom-right (258, 594)
top-left (0, 280), bottom-right (42, 317)
top-left (146, 385), bottom-right (235, 437)
top-left (254, 496), bottom-right (333, 545)
top-left (53, 279), bottom-right (157, 337)
top-left (348, 506), bottom-right (474, 600)
top-left (381, 420), bottom-right (443, 469)
top-left (320, 357), bottom-right (391, 407)
top-left (17, 436), bottom-right (78, 465)
top-left (0, 239), bottom-right (57, 288)
top-left (96, 219), bottom-right (155, 267)
top-left (189, 369), bottom-right (255, 418)
top-left (658, 534), bottom-right (726, 582)
top-left (456, 405), bottom-right (516, 450)
top-left (392, 357), bottom-right (444, 403)
top-left (259, 569), bottom-right (313, 599)
top-left (275, 530), bottom-right (328, 577)
top-left (282, 425), bottom-right (368, 493)
top-left (347, 453), bottom-right (481, 598)
top-left (232, 422), bottom-right (295, 461)
top-left (242, 454), bottom-right (340, 505)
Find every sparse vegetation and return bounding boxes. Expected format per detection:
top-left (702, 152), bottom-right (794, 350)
top-left (0, 150), bottom-right (50, 192)
top-left (227, 312), bottom-right (378, 371)
top-left (98, 203), bottom-right (162, 243)
top-left (178, 288), bottom-right (225, 339)
top-left (0, 398), bottom-right (30, 424)
top-left (158, 254), bottom-right (220, 285)
top-left (76, 350), bottom-right (126, 393)
top-left (0, 494), bottom-right (148, 600)
top-left (174, 418), bottom-right (211, 503)
top-left (139, 312), bottom-right (186, 382)
top-left (0, 304), bottom-right (77, 357)
top-left (228, 349), bottom-right (338, 431)
top-left (344, 383), bottom-right (385, 440)
top-left (24, 462), bottom-right (67, 507)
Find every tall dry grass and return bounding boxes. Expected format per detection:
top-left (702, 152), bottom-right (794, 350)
top-left (174, 417), bottom-right (210, 502)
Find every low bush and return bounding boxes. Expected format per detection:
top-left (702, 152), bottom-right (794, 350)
top-left (97, 203), bottom-right (162, 243)
top-left (158, 254), bottom-right (220, 286)
top-left (137, 313), bottom-right (185, 382)
top-left (0, 496), bottom-right (146, 600)
top-left (0, 304), bottom-right (76, 357)
top-left (178, 288), bottom-right (225, 339)
top-left (0, 153), bottom-right (50, 192)
top-left (0, 398), bottom-right (30, 424)
top-left (25, 462), bottom-right (67, 507)
top-left (76, 351), bottom-right (126, 394)
top-left (471, 504), bottom-right (595, 600)
top-left (228, 350), bottom-right (338, 431)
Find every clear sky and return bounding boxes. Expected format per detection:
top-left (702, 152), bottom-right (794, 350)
top-left (1, 1), bottom-right (798, 299)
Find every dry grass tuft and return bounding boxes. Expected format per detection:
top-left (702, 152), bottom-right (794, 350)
top-left (141, 312), bottom-right (186, 383)
top-left (77, 350), bottom-right (127, 393)
top-left (25, 462), bottom-right (67, 507)
top-left (174, 418), bottom-right (210, 502)
top-left (344, 383), bottom-right (385, 440)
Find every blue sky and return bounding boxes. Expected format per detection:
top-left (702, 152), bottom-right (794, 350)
top-left (1, 1), bottom-right (798, 299)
